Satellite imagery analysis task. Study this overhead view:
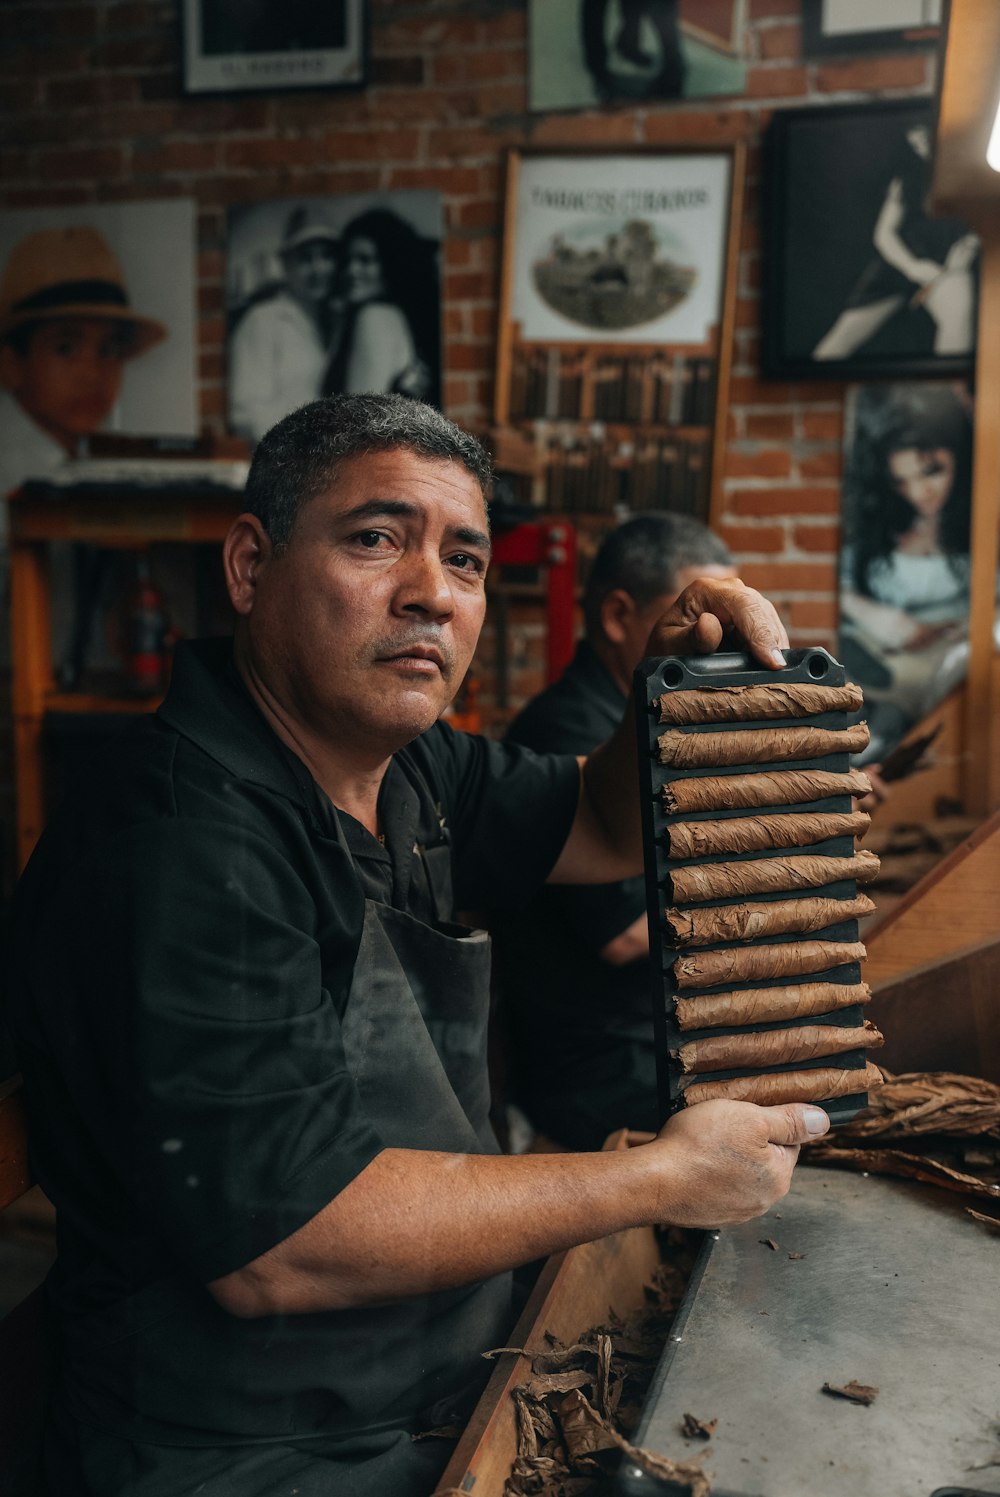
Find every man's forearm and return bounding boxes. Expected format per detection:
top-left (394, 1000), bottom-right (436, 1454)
top-left (209, 1100), bottom-right (827, 1319)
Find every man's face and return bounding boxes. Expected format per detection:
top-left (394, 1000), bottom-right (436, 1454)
top-left (244, 449), bottom-right (490, 760)
top-left (284, 239), bottom-right (338, 307)
top-left (1, 317), bottom-right (130, 451)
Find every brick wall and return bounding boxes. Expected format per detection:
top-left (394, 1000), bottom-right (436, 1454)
top-left (0, 0), bottom-right (938, 720)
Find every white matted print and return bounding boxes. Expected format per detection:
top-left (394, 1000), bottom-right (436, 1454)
top-left (510, 153), bottom-right (731, 348)
top-left (181, 0), bottom-right (365, 95)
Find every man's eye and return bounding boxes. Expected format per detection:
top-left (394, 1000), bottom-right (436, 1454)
top-left (449, 553), bottom-right (483, 573)
top-left (355, 530), bottom-right (388, 548)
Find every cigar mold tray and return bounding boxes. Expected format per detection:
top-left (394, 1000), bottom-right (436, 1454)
top-left (634, 647), bottom-right (873, 1126)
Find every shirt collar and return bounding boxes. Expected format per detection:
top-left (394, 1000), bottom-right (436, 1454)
top-left (157, 637), bottom-right (313, 809)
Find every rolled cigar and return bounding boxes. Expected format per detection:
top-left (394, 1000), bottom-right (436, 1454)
top-left (657, 681), bottom-right (864, 725)
top-left (657, 721), bottom-right (870, 769)
top-left (673, 938), bottom-right (866, 989)
top-left (680, 1060), bottom-right (884, 1107)
top-left (675, 1020), bottom-right (884, 1075)
top-left (671, 848), bottom-right (881, 903)
top-left (674, 981), bottom-right (871, 1031)
top-left (666, 809), bottom-right (870, 859)
top-left (666, 894), bottom-right (876, 948)
top-left (663, 767), bottom-right (872, 816)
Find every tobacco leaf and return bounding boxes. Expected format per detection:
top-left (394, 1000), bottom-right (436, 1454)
top-left (806, 1143), bottom-right (1000, 1202)
top-left (830, 1071), bottom-right (1000, 1142)
top-left (759, 1238), bottom-right (779, 1251)
top-left (966, 1207), bottom-right (1000, 1235)
top-left (680, 1412), bottom-right (718, 1439)
top-left (821, 1380), bottom-right (878, 1406)
top-left (663, 765), bottom-right (872, 816)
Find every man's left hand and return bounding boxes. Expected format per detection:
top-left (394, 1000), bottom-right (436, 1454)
top-left (645, 576), bottom-right (789, 670)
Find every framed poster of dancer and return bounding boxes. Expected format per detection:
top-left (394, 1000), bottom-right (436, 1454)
top-left (763, 101), bottom-right (978, 380)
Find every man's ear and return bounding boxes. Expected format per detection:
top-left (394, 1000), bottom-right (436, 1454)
top-left (223, 514), bottom-right (273, 617)
top-left (599, 587), bottom-right (637, 646)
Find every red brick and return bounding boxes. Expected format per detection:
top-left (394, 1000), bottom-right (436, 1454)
top-left (719, 523), bottom-right (787, 554)
top-left (387, 166), bottom-right (482, 195)
top-left (370, 55), bottom-right (424, 87)
top-left (730, 375), bottom-right (798, 406)
top-left (800, 409), bottom-right (844, 443)
top-left (744, 65), bottom-right (809, 97)
top-left (814, 55), bottom-right (929, 93)
top-left (745, 411), bottom-right (795, 442)
top-left (726, 486), bottom-right (840, 517)
top-left (530, 112), bottom-right (638, 147)
top-left (95, 36), bottom-right (175, 70)
top-left (470, 306), bottom-right (496, 338)
top-left (799, 450), bottom-right (843, 480)
top-left (734, 294), bottom-right (761, 330)
top-left (785, 599), bottom-right (838, 630)
top-left (725, 449), bottom-right (793, 480)
top-left (447, 342), bottom-right (492, 373)
top-left (793, 523), bottom-right (841, 553)
top-left (134, 140), bottom-right (220, 174)
top-left (444, 271), bottom-right (496, 301)
top-left (34, 145), bottom-right (126, 180)
top-left (432, 49), bottom-right (525, 87)
top-left (750, 0), bottom-right (800, 16)
top-left (759, 23), bottom-right (801, 60)
top-left (445, 239), bottom-right (473, 268)
top-left (426, 126), bottom-right (503, 160)
top-left (739, 561), bottom-right (835, 593)
top-left (5, 186), bottom-right (94, 208)
top-left (47, 75), bottom-right (138, 109)
top-left (641, 109), bottom-right (753, 145)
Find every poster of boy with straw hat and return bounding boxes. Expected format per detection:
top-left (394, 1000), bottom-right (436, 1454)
top-left (0, 200), bottom-right (197, 517)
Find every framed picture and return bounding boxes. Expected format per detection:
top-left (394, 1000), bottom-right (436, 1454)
top-left (801, 0), bottom-right (942, 59)
top-left (181, 0), bottom-right (365, 96)
top-left (838, 380), bottom-right (974, 760)
top-left (528, 0), bottom-right (746, 111)
top-left (494, 147), bottom-right (743, 520)
top-left (763, 101), bottom-right (979, 380)
top-left (226, 190), bottom-right (443, 445)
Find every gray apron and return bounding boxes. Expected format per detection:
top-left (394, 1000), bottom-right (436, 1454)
top-left (49, 786), bottom-right (513, 1495)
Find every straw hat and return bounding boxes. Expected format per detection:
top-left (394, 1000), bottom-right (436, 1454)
top-left (280, 205), bottom-right (339, 256)
top-left (0, 225), bottom-right (166, 355)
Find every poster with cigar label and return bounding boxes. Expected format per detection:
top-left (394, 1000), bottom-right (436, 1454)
top-left (634, 646), bottom-right (884, 1124)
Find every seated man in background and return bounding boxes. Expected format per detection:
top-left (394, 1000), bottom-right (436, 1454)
top-left (496, 514), bottom-right (736, 1150)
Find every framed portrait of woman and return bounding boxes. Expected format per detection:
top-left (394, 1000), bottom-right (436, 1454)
top-left (763, 102), bottom-right (979, 380)
top-left (838, 380), bottom-right (976, 761)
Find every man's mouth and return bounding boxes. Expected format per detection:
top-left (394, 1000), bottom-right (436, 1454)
top-left (378, 645), bottom-right (448, 676)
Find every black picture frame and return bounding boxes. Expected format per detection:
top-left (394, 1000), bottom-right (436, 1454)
top-left (181, 0), bottom-right (366, 97)
top-left (800, 0), bottom-right (942, 58)
top-left (762, 100), bottom-right (979, 381)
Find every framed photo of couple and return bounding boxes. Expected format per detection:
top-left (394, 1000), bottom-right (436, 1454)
top-left (763, 101), bottom-right (979, 380)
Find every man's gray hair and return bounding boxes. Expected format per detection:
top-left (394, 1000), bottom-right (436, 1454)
top-left (244, 394), bottom-right (493, 548)
top-left (584, 512), bottom-right (733, 636)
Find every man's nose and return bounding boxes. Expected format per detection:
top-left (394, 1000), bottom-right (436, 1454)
top-left (395, 549), bottom-right (455, 618)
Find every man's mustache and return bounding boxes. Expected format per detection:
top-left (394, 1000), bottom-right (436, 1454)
top-left (370, 627), bottom-right (456, 678)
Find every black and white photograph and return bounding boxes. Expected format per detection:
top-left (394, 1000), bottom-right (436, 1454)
top-left (181, 0), bottom-right (365, 95)
top-left (764, 102), bottom-right (979, 380)
top-left (508, 151), bottom-right (732, 348)
top-left (528, 0), bottom-right (746, 111)
top-left (838, 380), bottom-right (976, 760)
top-left (226, 190), bottom-right (443, 445)
top-left (801, 0), bottom-right (942, 59)
top-left (0, 198), bottom-right (197, 504)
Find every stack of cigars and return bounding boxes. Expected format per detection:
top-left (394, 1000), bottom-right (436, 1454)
top-left (636, 651), bottom-right (885, 1122)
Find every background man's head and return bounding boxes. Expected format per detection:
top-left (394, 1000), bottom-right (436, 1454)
top-left (0, 225), bottom-right (165, 453)
top-left (243, 392), bottom-right (493, 551)
top-left (279, 206), bottom-right (339, 312)
top-left (584, 513), bottom-right (736, 688)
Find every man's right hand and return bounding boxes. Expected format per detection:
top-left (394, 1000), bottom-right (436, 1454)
top-left (646, 1099), bottom-right (830, 1228)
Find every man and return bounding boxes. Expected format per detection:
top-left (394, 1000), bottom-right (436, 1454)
top-left (497, 514), bottom-right (736, 1150)
top-left (229, 204), bottom-right (340, 443)
top-left (8, 396), bottom-right (827, 1497)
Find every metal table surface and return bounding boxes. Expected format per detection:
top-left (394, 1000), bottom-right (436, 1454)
top-left (620, 1165), bottom-right (1000, 1497)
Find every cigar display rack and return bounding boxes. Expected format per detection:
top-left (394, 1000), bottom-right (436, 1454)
top-left (634, 647), bottom-right (883, 1124)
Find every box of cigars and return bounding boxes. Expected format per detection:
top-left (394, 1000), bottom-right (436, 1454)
top-left (634, 647), bottom-right (884, 1124)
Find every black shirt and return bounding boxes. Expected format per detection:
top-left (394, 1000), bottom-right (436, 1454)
top-left (496, 640), bottom-right (661, 1147)
top-left (7, 637), bottom-right (579, 1448)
